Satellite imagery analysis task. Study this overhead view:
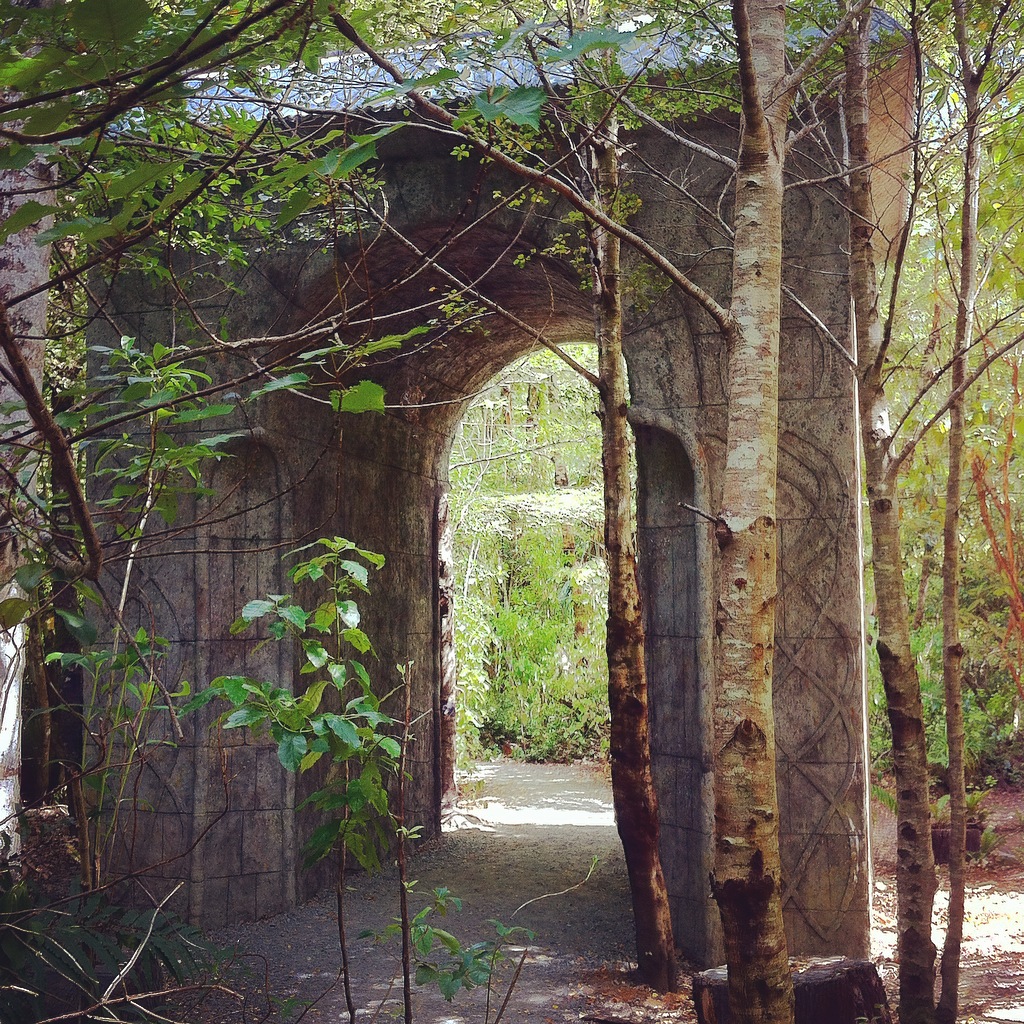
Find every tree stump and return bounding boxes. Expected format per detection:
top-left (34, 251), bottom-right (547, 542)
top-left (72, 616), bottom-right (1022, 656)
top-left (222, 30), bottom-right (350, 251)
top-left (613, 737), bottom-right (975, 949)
top-left (693, 958), bottom-right (892, 1024)
top-left (931, 823), bottom-right (982, 864)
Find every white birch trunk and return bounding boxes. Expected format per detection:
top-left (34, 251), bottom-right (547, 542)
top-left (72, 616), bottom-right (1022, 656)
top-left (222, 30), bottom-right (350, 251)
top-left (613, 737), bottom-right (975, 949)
top-left (710, 3), bottom-right (794, 1022)
top-left (0, 151), bottom-right (52, 854)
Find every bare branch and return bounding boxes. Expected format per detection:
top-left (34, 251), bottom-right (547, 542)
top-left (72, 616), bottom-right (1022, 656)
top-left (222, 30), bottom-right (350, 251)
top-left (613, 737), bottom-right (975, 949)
top-left (328, 10), bottom-right (733, 334)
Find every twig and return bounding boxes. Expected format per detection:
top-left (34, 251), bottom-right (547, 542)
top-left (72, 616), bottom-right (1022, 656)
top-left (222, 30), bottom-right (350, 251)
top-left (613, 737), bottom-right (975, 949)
top-left (511, 856), bottom-right (599, 918)
top-left (491, 947), bottom-right (529, 1024)
top-left (397, 662), bottom-right (414, 1024)
top-left (101, 882), bottom-right (184, 1002)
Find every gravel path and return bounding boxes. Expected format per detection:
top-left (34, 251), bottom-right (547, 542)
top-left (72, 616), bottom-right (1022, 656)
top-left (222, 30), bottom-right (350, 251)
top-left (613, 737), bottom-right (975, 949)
top-left (182, 761), bottom-right (653, 1024)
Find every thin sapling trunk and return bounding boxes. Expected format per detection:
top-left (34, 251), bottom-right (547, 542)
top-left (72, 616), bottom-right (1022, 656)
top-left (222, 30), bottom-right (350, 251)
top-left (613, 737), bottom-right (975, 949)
top-left (590, 113), bottom-right (679, 995)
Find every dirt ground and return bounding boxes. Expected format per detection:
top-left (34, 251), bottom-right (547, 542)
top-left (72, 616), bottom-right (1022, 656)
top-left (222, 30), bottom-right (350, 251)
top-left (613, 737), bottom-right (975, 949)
top-left (21, 763), bottom-right (1024, 1023)
top-left (870, 786), bottom-right (1024, 1023)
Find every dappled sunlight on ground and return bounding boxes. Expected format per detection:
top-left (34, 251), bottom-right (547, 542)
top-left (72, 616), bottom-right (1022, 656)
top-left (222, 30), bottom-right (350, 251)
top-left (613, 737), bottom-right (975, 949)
top-left (871, 790), bottom-right (1024, 1023)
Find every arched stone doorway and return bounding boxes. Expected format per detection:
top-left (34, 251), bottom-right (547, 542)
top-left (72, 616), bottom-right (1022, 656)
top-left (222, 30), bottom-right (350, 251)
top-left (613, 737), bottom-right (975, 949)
top-left (92, 109), bottom-right (872, 966)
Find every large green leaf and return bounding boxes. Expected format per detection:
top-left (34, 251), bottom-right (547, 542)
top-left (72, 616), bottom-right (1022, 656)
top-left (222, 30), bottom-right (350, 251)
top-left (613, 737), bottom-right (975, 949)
top-left (0, 201), bottom-right (55, 244)
top-left (105, 161), bottom-right (183, 201)
top-left (0, 47), bottom-right (73, 90)
top-left (277, 731), bottom-right (307, 772)
top-left (71, 0), bottom-right (153, 45)
top-left (224, 705), bottom-right (265, 729)
top-left (276, 189), bottom-right (314, 227)
top-left (14, 564), bottom-right (45, 591)
top-left (251, 372), bottom-right (310, 398)
top-left (339, 380), bottom-right (385, 414)
top-left (218, 676), bottom-right (250, 706)
top-left (55, 608), bottom-right (97, 645)
top-left (323, 713), bottom-right (359, 749)
top-left (541, 27), bottom-right (632, 62)
top-left (240, 599), bottom-right (276, 622)
top-left (22, 100), bottom-right (77, 137)
top-left (0, 597), bottom-right (30, 629)
top-left (471, 86), bottom-right (546, 129)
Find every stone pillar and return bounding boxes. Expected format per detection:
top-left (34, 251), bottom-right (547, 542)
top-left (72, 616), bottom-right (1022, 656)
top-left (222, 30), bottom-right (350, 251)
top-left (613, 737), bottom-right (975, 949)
top-left (626, 120), bottom-right (870, 964)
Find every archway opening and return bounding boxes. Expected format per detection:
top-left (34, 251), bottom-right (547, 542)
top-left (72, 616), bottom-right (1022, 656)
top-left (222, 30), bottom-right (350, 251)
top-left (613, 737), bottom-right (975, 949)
top-left (442, 344), bottom-right (623, 788)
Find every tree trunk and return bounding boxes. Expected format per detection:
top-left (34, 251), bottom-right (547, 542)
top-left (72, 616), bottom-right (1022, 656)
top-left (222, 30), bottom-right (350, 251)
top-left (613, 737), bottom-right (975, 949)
top-left (709, 4), bottom-right (794, 1023)
top-left (0, 141), bottom-right (51, 856)
top-left (846, 17), bottom-right (937, 1024)
top-left (937, 6), bottom-right (981, 1020)
top-left (590, 115), bottom-right (678, 995)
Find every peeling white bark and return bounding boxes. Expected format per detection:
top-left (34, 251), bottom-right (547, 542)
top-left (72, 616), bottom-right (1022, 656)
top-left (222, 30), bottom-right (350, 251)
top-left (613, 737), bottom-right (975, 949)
top-left (0, 148), bottom-right (52, 856)
top-left (0, 601), bottom-right (24, 855)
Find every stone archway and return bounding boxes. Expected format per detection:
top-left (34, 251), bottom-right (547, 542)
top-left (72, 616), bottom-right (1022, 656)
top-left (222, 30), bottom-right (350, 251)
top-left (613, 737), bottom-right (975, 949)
top-left (89, 93), bottom-right (890, 963)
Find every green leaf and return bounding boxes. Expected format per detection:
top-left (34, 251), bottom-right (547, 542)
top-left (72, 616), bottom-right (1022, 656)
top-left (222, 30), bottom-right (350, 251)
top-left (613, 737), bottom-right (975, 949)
top-left (315, 125), bottom-right (401, 178)
top-left (224, 705), bottom-right (266, 729)
top-left (55, 608), bottom-right (97, 645)
top-left (323, 713), bottom-right (359, 748)
top-left (0, 145), bottom-right (35, 171)
top-left (406, 68), bottom-right (460, 90)
top-left (378, 736), bottom-right (401, 759)
top-left (298, 678), bottom-right (330, 713)
top-left (14, 564), bottom-right (45, 591)
top-left (277, 731), bottom-right (307, 772)
top-left (542, 27), bottom-right (632, 61)
top-left (302, 640), bottom-right (330, 669)
top-left (241, 599), bottom-right (276, 622)
top-left (171, 402), bottom-right (235, 423)
top-left (219, 676), bottom-right (250, 706)
top-left (340, 380), bottom-right (386, 414)
top-left (105, 161), bottom-right (183, 201)
top-left (0, 597), bottom-right (30, 629)
top-left (179, 687), bottom-right (220, 714)
top-left (71, 0), bottom-right (153, 45)
top-left (337, 600), bottom-right (360, 628)
top-left (299, 748), bottom-right (324, 771)
top-left (279, 604), bottom-right (309, 630)
top-left (251, 372), bottom-right (310, 398)
top-left (414, 927), bottom-right (434, 956)
top-left (302, 818), bottom-right (342, 866)
top-left (277, 189), bottom-right (314, 227)
top-left (471, 87), bottom-right (546, 129)
top-left (312, 601), bottom-right (336, 633)
top-left (432, 928), bottom-right (462, 953)
top-left (153, 168), bottom-right (207, 216)
top-left (343, 628), bottom-right (372, 653)
top-left (37, 216), bottom-right (117, 244)
top-left (415, 964), bottom-right (439, 987)
top-left (0, 201), bottom-right (55, 244)
top-left (339, 561), bottom-right (369, 589)
top-left (350, 660), bottom-right (371, 688)
top-left (438, 973), bottom-right (463, 1000)
top-left (0, 48), bottom-right (73, 90)
top-left (22, 100), bottom-right (77, 137)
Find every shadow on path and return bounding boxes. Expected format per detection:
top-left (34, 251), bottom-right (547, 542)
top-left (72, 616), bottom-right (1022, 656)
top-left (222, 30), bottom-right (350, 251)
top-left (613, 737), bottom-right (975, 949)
top-left (187, 761), bottom-right (647, 1024)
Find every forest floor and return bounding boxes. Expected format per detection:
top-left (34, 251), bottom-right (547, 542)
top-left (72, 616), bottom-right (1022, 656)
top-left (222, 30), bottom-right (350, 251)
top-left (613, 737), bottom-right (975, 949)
top-left (20, 762), bottom-right (1024, 1023)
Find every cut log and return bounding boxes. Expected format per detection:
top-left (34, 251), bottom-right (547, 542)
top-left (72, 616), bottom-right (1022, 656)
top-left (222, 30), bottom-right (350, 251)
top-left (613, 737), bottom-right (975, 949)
top-left (693, 957), bottom-right (892, 1024)
top-left (931, 823), bottom-right (982, 864)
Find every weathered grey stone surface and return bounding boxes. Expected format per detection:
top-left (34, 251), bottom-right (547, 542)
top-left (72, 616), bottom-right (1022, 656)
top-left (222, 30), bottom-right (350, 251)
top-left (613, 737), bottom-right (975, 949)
top-left (89, 80), bottom-right (901, 963)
